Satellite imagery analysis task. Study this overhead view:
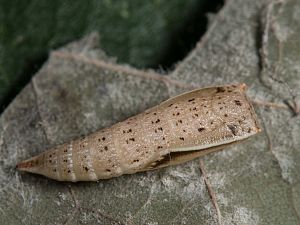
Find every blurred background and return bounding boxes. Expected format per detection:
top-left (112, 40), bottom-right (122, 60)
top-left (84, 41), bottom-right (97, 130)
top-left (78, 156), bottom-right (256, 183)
top-left (0, 0), bottom-right (224, 113)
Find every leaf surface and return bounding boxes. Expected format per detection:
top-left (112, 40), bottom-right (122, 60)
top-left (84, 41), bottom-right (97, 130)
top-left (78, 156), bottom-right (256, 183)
top-left (1, 0), bottom-right (300, 224)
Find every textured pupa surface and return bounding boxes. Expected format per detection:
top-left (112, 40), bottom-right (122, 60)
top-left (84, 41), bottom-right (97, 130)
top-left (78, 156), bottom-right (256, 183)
top-left (17, 83), bottom-right (261, 182)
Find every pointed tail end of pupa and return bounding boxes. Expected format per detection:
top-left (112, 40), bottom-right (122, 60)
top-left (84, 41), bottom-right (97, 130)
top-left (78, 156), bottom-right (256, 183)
top-left (16, 155), bottom-right (41, 173)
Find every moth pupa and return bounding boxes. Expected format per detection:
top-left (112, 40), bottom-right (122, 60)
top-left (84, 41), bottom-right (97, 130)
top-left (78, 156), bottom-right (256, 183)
top-left (17, 83), bottom-right (261, 182)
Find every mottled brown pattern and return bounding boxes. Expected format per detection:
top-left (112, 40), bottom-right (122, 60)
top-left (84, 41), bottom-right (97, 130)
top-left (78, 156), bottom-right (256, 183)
top-left (17, 83), bottom-right (261, 182)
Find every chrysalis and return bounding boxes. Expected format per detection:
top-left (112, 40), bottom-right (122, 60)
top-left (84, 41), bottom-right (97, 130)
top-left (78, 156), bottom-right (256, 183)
top-left (17, 83), bottom-right (261, 182)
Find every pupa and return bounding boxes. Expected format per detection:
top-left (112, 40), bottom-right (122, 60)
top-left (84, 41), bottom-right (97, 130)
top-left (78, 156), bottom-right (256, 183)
top-left (16, 83), bottom-right (261, 182)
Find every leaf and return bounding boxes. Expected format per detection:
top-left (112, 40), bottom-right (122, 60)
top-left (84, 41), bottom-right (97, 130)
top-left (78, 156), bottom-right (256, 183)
top-left (0, 0), bottom-right (209, 111)
top-left (1, 0), bottom-right (300, 224)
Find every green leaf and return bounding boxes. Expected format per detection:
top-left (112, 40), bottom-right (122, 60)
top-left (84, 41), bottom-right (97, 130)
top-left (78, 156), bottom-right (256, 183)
top-left (0, 0), bottom-right (213, 111)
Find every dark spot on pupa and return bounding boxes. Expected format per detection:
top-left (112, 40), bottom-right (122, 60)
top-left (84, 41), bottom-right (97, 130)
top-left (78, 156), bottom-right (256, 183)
top-left (158, 127), bottom-right (163, 131)
top-left (154, 112), bottom-right (157, 115)
top-left (129, 138), bottom-right (135, 142)
top-left (175, 106), bottom-right (178, 109)
top-left (162, 137), bottom-right (165, 140)
top-left (216, 87), bottom-right (226, 93)
top-left (234, 100), bottom-right (242, 106)
top-left (198, 128), bottom-right (205, 132)
top-left (63, 159), bottom-right (67, 162)
top-left (176, 112), bottom-right (180, 116)
top-left (84, 167), bottom-right (89, 172)
top-left (67, 170), bottom-right (71, 173)
top-left (224, 114), bottom-right (228, 117)
top-left (218, 96), bottom-right (222, 100)
top-left (133, 159), bottom-right (139, 162)
top-left (53, 168), bottom-right (57, 172)
top-left (194, 114), bottom-right (198, 117)
top-left (124, 129), bottom-right (132, 133)
top-left (155, 119), bottom-right (160, 123)
top-left (193, 107), bottom-right (197, 111)
top-left (211, 121), bottom-right (214, 124)
top-left (102, 137), bottom-right (106, 141)
top-left (179, 137), bottom-right (184, 141)
top-left (227, 124), bottom-right (238, 136)
top-left (168, 103), bottom-right (173, 107)
top-left (183, 129), bottom-right (186, 132)
top-left (228, 90), bottom-right (232, 93)
top-left (106, 169), bottom-right (111, 172)
top-left (151, 121), bottom-right (154, 124)
top-left (155, 129), bottom-right (158, 133)
top-left (188, 98), bottom-right (195, 102)
top-left (157, 146), bottom-right (163, 149)
top-left (49, 154), bottom-right (52, 158)
top-left (49, 160), bottom-right (52, 163)
top-left (247, 128), bottom-right (252, 133)
top-left (64, 149), bottom-right (67, 153)
top-left (104, 146), bottom-right (108, 151)
top-left (178, 120), bottom-right (182, 123)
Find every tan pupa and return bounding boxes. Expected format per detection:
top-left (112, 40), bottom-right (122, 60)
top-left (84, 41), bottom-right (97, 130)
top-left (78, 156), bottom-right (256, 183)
top-left (17, 83), bottom-right (261, 182)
